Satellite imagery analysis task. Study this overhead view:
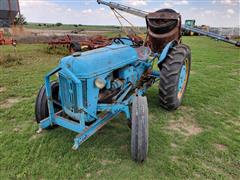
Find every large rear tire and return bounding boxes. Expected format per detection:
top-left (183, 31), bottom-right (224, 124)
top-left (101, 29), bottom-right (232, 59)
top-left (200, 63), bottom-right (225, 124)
top-left (131, 96), bottom-right (148, 162)
top-left (35, 81), bottom-right (61, 124)
top-left (159, 44), bottom-right (191, 111)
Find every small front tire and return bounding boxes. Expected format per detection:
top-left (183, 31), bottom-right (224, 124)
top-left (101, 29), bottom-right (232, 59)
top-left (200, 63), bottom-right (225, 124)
top-left (131, 96), bottom-right (148, 162)
top-left (35, 81), bottom-right (61, 125)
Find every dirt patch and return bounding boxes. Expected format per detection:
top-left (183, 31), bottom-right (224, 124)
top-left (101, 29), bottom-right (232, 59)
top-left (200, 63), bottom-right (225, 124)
top-left (149, 113), bottom-right (159, 122)
top-left (230, 69), bottom-right (240, 76)
top-left (13, 127), bottom-right (22, 133)
top-left (29, 133), bottom-right (43, 141)
top-left (190, 70), bottom-right (196, 75)
top-left (208, 65), bottom-right (222, 68)
top-left (168, 118), bottom-right (202, 136)
top-left (100, 159), bottom-right (116, 166)
top-left (85, 173), bottom-right (91, 178)
top-left (167, 106), bottom-right (202, 137)
top-left (170, 143), bottom-right (177, 148)
top-left (97, 170), bottom-right (103, 176)
top-left (0, 86), bottom-right (7, 93)
top-left (120, 144), bottom-right (128, 151)
top-left (171, 156), bottom-right (178, 161)
top-left (178, 105), bottom-right (195, 112)
top-left (13, 28), bottom-right (108, 44)
top-left (214, 111), bottom-right (222, 115)
top-left (193, 173), bottom-right (201, 178)
top-left (214, 143), bottom-right (228, 151)
top-left (233, 60), bottom-right (240, 64)
top-left (200, 161), bottom-right (228, 176)
top-left (0, 97), bottom-right (28, 109)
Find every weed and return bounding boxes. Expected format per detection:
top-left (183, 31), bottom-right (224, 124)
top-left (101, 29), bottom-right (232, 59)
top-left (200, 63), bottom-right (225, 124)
top-left (0, 54), bottom-right (22, 67)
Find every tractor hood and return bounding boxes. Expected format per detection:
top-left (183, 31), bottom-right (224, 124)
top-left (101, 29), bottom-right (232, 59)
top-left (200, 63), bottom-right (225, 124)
top-left (59, 44), bottom-right (138, 78)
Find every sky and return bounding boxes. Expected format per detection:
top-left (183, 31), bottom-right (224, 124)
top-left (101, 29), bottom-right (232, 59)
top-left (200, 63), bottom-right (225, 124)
top-left (19, 0), bottom-right (240, 27)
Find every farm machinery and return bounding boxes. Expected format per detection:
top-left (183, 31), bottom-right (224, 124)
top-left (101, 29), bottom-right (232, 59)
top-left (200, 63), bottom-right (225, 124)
top-left (35, 0), bottom-right (239, 162)
top-left (0, 30), bottom-right (15, 46)
top-left (48, 35), bottom-right (111, 52)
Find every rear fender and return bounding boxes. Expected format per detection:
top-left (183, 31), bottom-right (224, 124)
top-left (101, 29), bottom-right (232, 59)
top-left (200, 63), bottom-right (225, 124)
top-left (158, 40), bottom-right (177, 66)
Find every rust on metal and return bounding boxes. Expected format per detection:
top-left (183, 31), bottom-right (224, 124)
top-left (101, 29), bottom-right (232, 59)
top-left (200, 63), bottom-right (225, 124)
top-left (48, 35), bottom-right (112, 52)
top-left (0, 30), bottom-right (15, 45)
top-left (127, 34), bottom-right (144, 46)
top-left (147, 11), bottom-right (179, 20)
top-left (146, 10), bottom-right (181, 52)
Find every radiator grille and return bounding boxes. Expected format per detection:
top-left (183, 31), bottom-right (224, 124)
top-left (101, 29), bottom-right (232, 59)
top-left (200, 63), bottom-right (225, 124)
top-left (59, 75), bottom-right (75, 112)
top-left (59, 75), bottom-right (87, 113)
top-left (82, 80), bottom-right (87, 108)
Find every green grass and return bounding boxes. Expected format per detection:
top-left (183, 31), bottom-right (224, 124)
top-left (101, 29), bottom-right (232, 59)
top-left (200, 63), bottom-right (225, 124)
top-left (24, 23), bottom-right (146, 36)
top-left (0, 37), bottom-right (239, 179)
top-left (24, 23), bottom-right (121, 31)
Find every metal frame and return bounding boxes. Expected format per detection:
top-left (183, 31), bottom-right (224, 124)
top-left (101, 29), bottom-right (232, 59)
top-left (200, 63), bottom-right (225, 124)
top-left (39, 43), bottom-right (163, 149)
top-left (39, 64), bottom-right (151, 148)
top-left (97, 0), bottom-right (240, 47)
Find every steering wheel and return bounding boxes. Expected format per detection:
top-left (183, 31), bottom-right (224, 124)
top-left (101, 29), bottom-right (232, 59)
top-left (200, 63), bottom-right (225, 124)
top-left (113, 38), bottom-right (125, 44)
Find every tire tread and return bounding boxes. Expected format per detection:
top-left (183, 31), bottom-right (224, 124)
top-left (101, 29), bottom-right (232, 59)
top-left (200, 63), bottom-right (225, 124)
top-left (159, 44), bottom-right (191, 111)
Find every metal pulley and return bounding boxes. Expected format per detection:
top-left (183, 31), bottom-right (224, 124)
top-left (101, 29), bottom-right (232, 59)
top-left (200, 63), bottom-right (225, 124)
top-left (146, 9), bottom-right (181, 52)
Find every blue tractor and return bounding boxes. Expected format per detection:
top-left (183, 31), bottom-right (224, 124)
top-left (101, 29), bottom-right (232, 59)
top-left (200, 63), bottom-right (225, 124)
top-left (35, 1), bottom-right (192, 162)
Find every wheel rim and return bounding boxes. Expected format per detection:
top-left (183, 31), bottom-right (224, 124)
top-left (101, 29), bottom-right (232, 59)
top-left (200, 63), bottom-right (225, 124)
top-left (177, 58), bottom-right (189, 99)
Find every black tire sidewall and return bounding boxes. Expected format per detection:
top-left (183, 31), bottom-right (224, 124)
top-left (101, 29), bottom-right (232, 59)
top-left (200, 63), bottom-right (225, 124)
top-left (131, 96), bottom-right (148, 162)
top-left (35, 81), bottom-right (60, 123)
top-left (159, 44), bottom-right (191, 110)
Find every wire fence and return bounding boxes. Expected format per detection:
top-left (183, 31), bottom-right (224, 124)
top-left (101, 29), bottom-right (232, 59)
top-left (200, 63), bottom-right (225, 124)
top-left (210, 27), bottom-right (240, 38)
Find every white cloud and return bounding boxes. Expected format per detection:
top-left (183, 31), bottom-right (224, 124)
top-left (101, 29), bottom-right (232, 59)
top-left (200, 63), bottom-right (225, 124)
top-left (82, 9), bottom-right (93, 14)
top-left (18, 0), bottom-right (113, 25)
top-left (190, 7), bottom-right (198, 11)
top-left (212, 0), bottom-right (217, 4)
top-left (204, 10), bottom-right (216, 16)
top-left (127, 0), bottom-right (148, 6)
top-left (18, 0), bottom-right (238, 27)
top-left (174, 0), bottom-right (189, 5)
top-left (227, 9), bottom-right (235, 14)
top-left (211, 0), bottom-right (239, 6)
top-left (226, 9), bottom-right (235, 18)
top-left (162, 0), bottom-right (189, 9)
top-left (220, 0), bottom-right (237, 5)
top-left (132, 1), bottom-right (147, 6)
top-left (163, 2), bottom-right (173, 8)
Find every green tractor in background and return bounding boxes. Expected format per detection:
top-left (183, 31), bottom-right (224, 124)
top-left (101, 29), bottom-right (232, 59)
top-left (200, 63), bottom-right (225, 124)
top-left (183, 20), bottom-right (196, 36)
top-left (183, 20), bottom-right (210, 36)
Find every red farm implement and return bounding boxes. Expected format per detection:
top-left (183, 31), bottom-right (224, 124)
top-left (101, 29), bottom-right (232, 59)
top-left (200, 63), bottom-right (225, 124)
top-left (48, 35), bottom-right (111, 51)
top-left (0, 31), bottom-right (15, 46)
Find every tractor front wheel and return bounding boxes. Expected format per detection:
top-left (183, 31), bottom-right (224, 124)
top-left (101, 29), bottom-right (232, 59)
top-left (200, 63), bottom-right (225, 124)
top-left (131, 96), bottom-right (148, 162)
top-left (159, 44), bottom-right (191, 111)
top-left (35, 81), bottom-right (61, 124)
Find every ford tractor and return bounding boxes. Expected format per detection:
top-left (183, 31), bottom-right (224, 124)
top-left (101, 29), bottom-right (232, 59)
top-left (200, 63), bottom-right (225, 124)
top-left (35, 0), bottom-right (239, 162)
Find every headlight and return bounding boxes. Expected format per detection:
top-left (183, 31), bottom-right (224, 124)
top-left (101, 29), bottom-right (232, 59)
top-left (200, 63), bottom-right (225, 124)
top-left (95, 78), bottom-right (106, 89)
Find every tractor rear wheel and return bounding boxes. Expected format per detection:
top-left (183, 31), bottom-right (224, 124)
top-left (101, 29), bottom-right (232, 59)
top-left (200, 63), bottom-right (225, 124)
top-left (35, 81), bottom-right (61, 124)
top-left (131, 96), bottom-right (148, 162)
top-left (159, 44), bottom-right (191, 110)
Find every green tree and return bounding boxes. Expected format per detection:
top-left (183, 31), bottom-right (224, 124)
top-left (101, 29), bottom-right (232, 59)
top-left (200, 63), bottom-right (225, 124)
top-left (56, 22), bottom-right (63, 26)
top-left (14, 14), bottom-right (27, 25)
